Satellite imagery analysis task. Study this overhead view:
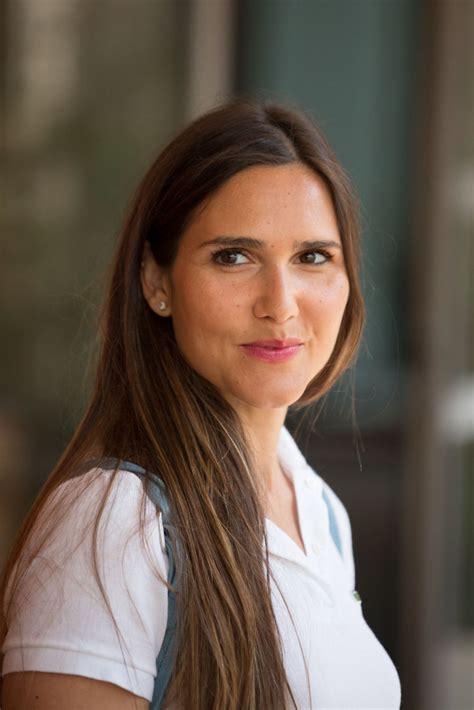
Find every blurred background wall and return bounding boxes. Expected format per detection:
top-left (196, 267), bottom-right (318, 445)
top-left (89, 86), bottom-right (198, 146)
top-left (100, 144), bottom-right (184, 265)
top-left (1, 1), bottom-right (472, 708)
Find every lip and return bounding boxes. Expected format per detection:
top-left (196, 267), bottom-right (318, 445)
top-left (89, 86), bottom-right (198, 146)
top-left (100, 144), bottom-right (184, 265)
top-left (240, 339), bottom-right (304, 363)
top-left (242, 339), bottom-right (303, 348)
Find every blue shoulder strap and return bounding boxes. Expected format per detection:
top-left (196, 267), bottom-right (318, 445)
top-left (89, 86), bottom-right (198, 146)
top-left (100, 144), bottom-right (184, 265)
top-left (97, 458), bottom-right (176, 710)
top-left (322, 486), bottom-right (343, 558)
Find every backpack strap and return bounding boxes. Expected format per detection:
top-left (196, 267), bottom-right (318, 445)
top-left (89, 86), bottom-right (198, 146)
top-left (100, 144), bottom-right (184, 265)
top-left (96, 458), bottom-right (176, 710)
top-left (321, 486), bottom-right (343, 558)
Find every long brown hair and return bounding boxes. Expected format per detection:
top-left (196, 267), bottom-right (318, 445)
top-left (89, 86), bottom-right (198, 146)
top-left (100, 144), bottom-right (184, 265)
top-left (0, 96), bottom-right (365, 708)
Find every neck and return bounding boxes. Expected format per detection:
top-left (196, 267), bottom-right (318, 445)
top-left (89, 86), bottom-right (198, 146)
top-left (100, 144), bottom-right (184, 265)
top-left (231, 403), bottom-right (288, 493)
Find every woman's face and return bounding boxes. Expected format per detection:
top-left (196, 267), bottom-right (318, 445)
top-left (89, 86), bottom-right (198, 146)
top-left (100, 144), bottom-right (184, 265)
top-left (144, 163), bottom-right (350, 413)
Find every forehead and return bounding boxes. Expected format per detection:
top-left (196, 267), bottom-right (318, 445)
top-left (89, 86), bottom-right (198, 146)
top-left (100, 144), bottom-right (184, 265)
top-left (182, 163), bottom-right (341, 247)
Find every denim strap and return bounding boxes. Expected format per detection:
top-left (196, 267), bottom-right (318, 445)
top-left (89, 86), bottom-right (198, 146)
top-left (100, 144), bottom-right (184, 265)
top-left (96, 458), bottom-right (176, 710)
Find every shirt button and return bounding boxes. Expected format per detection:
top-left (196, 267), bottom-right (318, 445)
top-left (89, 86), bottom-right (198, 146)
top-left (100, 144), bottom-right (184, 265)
top-left (304, 477), bottom-right (317, 490)
top-left (311, 542), bottom-right (322, 555)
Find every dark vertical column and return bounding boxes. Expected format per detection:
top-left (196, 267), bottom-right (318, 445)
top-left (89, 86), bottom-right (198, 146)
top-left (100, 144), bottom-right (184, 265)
top-left (402, 1), bottom-right (474, 707)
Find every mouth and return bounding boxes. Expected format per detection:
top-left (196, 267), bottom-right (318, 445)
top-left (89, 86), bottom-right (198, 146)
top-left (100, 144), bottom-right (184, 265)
top-left (239, 339), bottom-right (304, 363)
top-left (242, 339), bottom-right (303, 348)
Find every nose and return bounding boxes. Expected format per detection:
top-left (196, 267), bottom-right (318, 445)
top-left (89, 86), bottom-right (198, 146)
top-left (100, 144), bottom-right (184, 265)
top-left (252, 265), bottom-right (299, 323)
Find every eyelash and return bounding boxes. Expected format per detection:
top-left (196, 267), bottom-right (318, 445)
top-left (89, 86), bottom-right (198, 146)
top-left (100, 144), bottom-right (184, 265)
top-left (210, 248), bottom-right (334, 266)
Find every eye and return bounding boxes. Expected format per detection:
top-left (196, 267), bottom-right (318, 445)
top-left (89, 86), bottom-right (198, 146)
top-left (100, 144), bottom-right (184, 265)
top-left (211, 248), bottom-right (250, 266)
top-left (298, 250), bottom-right (333, 265)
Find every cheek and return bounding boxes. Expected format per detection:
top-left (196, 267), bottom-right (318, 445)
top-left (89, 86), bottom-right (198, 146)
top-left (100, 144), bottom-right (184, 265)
top-left (307, 271), bottom-right (349, 314)
top-left (171, 272), bottom-right (238, 347)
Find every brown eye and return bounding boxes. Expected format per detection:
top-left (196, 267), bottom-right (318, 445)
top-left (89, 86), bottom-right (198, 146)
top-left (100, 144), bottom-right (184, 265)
top-left (299, 250), bottom-right (332, 264)
top-left (212, 249), bottom-right (249, 266)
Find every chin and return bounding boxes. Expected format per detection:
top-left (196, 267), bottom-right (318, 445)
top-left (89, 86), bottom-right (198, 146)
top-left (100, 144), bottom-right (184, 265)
top-left (229, 382), bottom-right (309, 411)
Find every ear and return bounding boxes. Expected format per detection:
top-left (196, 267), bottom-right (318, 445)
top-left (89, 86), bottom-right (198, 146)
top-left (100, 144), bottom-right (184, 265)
top-left (140, 241), bottom-right (172, 316)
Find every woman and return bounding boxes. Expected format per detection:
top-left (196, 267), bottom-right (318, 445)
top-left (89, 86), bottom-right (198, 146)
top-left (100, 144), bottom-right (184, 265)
top-left (1, 97), bottom-right (401, 709)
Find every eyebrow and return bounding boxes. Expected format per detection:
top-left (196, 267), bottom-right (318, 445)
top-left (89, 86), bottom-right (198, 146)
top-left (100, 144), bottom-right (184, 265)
top-left (199, 236), bottom-right (342, 250)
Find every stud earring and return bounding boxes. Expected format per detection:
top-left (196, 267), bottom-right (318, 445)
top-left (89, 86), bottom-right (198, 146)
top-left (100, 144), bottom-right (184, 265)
top-left (158, 300), bottom-right (167, 311)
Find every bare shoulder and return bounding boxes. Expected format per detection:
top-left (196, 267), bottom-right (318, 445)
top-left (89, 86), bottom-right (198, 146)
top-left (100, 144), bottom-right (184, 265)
top-left (2, 671), bottom-right (149, 710)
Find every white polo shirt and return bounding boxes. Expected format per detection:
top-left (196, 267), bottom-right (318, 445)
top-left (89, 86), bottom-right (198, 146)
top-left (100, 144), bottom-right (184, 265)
top-left (2, 426), bottom-right (401, 709)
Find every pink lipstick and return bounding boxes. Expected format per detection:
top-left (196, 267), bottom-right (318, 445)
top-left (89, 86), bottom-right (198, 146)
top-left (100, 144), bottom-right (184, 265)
top-left (240, 339), bottom-right (303, 363)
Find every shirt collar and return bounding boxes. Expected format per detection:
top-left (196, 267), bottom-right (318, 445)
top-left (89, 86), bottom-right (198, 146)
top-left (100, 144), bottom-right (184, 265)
top-left (277, 425), bottom-right (323, 498)
top-left (264, 426), bottom-right (331, 570)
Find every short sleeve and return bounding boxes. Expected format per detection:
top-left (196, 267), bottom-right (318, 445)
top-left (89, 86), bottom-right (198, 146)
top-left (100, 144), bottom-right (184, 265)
top-left (2, 467), bottom-right (169, 702)
top-left (322, 483), bottom-right (356, 589)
